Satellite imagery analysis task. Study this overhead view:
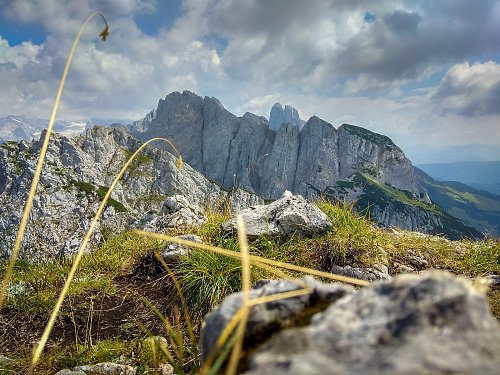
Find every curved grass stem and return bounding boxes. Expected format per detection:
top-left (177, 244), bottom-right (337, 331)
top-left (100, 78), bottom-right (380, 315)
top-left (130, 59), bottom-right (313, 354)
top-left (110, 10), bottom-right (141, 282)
top-left (0, 12), bottom-right (109, 310)
top-left (28, 137), bottom-right (182, 373)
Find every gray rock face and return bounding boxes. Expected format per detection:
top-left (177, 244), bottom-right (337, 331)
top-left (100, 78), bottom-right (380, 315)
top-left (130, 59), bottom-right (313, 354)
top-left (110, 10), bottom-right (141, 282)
top-left (293, 116), bottom-right (340, 197)
top-left (129, 91), bottom-right (442, 235)
top-left (330, 264), bottom-right (391, 281)
top-left (269, 102), bottom-right (306, 131)
top-left (222, 192), bottom-right (333, 239)
top-left (243, 271), bottom-right (500, 375)
top-left (201, 276), bottom-right (355, 363)
top-left (0, 126), bottom-right (262, 261)
top-left (130, 91), bottom-right (426, 201)
top-left (338, 124), bottom-right (422, 197)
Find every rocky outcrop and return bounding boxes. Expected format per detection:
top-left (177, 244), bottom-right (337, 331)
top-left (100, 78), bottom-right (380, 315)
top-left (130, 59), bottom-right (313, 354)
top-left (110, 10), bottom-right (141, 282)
top-left (130, 91), bottom-right (426, 202)
top-left (338, 124), bottom-right (422, 197)
top-left (162, 234), bottom-right (203, 262)
top-left (128, 91), bottom-right (457, 236)
top-left (222, 192), bottom-right (333, 239)
top-left (0, 127), bottom-right (262, 261)
top-left (143, 195), bottom-right (208, 230)
top-left (202, 271), bottom-right (500, 374)
top-left (269, 102), bottom-right (305, 131)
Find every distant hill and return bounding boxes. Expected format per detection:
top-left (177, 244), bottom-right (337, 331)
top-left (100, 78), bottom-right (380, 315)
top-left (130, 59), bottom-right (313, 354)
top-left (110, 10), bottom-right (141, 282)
top-left (417, 161), bottom-right (500, 196)
top-left (405, 144), bottom-right (500, 164)
top-left (0, 115), bottom-right (85, 143)
top-left (415, 168), bottom-right (500, 236)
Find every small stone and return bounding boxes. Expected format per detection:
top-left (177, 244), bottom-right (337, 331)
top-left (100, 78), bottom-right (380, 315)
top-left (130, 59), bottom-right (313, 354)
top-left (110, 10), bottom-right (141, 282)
top-left (159, 363), bottom-right (174, 375)
top-left (392, 261), bottom-right (415, 274)
top-left (406, 251), bottom-right (428, 269)
top-left (163, 234), bottom-right (203, 261)
top-left (73, 362), bottom-right (137, 375)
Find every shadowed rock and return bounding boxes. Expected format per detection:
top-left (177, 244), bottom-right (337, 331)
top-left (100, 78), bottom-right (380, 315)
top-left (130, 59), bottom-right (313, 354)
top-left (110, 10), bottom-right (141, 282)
top-left (201, 276), bottom-right (355, 363)
top-left (242, 271), bottom-right (500, 374)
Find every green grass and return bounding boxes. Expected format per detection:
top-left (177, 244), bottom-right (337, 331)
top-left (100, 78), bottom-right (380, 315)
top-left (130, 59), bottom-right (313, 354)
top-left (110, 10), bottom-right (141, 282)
top-left (1, 200), bottom-right (498, 374)
top-left (68, 180), bottom-right (128, 212)
top-left (2, 232), bottom-right (160, 315)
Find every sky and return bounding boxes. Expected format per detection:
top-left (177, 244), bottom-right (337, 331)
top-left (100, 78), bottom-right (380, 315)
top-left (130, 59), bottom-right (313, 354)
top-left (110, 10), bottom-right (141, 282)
top-left (1, 0), bottom-right (500, 155)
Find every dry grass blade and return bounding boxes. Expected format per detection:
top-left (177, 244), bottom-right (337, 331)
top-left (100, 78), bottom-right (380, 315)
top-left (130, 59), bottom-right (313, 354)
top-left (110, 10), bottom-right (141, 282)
top-left (0, 12), bottom-right (108, 310)
top-left (133, 230), bottom-right (370, 286)
top-left (28, 137), bottom-right (183, 373)
top-left (225, 215), bottom-right (251, 375)
top-left (140, 298), bottom-right (184, 374)
top-left (154, 252), bottom-right (197, 361)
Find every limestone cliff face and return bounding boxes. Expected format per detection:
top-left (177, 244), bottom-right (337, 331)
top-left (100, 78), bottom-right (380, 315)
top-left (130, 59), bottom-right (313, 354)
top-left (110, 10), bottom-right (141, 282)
top-left (131, 91), bottom-right (427, 201)
top-left (338, 124), bottom-right (422, 198)
top-left (293, 116), bottom-right (339, 197)
top-left (0, 126), bottom-right (261, 261)
top-left (127, 91), bottom-right (482, 237)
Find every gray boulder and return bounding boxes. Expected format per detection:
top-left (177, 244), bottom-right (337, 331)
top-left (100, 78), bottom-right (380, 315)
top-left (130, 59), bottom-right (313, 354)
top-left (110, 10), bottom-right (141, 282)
top-left (222, 192), bottom-right (333, 239)
top-left (201, 276), bottom-right (355, 362)
top-left (245, 271), bottom-right (500, 374)
top-left (153, 194), bottom-right (207, 229)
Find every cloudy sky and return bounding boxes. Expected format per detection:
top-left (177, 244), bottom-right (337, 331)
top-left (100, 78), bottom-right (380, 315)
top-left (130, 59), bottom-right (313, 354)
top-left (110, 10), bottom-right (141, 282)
top-left (1, 0), bottom-right (499, 154)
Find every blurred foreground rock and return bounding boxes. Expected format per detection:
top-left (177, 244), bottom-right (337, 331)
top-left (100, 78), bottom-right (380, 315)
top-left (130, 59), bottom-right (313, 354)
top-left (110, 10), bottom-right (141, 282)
top-left (202, 271), bottom-right (500, 374)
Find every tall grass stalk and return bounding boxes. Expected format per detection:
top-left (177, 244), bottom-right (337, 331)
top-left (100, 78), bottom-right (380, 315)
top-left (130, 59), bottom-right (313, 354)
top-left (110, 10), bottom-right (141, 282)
top-left (225, 215), bottom-right (251, 375)
top-left (133, 230), bottom-right (369, 286)
top-left (0, 12), bottom-right (109, 310)
top-left (28, 137), bottom-right (182, 373)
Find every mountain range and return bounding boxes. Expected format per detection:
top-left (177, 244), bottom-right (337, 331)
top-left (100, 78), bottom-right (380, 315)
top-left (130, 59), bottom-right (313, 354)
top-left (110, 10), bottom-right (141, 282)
top-left (418, 161), bottom-right (500, 196)
top-left (0, 126), bottom-right (260, 261)
top-left (0, 115), bottom-right (86, 143)
top-left (127, 91), bottom-right (492, 239)
top-left (1, 90), bottom-right (498, 260)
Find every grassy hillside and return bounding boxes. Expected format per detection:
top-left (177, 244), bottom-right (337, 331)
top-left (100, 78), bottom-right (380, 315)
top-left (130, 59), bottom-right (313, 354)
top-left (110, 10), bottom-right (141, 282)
top-left (325, 172), bottom-right (481, 240)
top-left (416, 168), bottom-right (500, 236)
top-left (1, 201), bottom-right (498, 374)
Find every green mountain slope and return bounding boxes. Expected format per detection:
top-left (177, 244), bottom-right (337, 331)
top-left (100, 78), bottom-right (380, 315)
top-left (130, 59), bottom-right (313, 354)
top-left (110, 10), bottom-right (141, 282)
top-left (415, 168), bottom-right (500, 236)
top-left (324, 172), bottom-right (481, 240)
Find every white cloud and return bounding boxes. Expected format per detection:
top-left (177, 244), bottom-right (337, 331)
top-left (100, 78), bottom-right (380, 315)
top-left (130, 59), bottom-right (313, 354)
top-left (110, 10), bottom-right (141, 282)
top-left (0, 0), bottom-right (499, 149)
top-left (433, 61), bottom-right (500, 116)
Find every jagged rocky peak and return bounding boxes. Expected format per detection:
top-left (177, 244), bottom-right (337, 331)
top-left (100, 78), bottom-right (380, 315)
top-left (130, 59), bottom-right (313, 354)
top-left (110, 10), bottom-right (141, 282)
top-left (0, 125), bottom-right (262, 261)
top-left (269, 102), bottom-right (306, 131)
top-left (123, 90), bottom-right (480, 237)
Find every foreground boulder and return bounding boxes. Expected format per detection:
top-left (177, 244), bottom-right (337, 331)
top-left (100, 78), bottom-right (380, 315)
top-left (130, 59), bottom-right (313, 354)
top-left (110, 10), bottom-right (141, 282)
top-left (202, 271), bottom-right (500, 374)
top-left (201, 276), bottom-right (354, 362)
top-left (222, 192), bottom-right (333, 239)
